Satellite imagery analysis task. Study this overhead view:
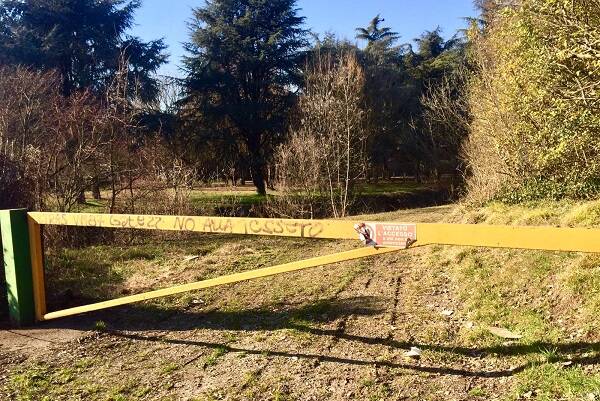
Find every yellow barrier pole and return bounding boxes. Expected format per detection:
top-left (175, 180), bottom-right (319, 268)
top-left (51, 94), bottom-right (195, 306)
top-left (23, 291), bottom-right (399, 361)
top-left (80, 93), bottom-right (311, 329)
top-left (27, 216), bottom-right (47, 321)
top-left (28, 212), bottom-right (600, 253)
top-left (417, 223), bottom-right (600, 253)
top-left (28, 212), bottom-right (359, 240)
top-left (41, 246), bottom-right (403, 321)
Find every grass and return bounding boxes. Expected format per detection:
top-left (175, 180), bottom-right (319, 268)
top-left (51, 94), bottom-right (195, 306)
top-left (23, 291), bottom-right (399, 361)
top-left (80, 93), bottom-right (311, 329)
top-left (189, 190), bottom-right (268, 208)
top-left (6, 363), bottom-right (96, 401)
top-left (419, 202), bottom-right (600, 400)
top-left (60, 180), bottom-right (441, 218)
top-left (356, 180), bottom-right (430, 196)
top-left (510, 364), bottom-right (600, 401)
top-left (204, 347), bottom-right (228, 367)
top-left (161, 362), bottom-right (180, 374)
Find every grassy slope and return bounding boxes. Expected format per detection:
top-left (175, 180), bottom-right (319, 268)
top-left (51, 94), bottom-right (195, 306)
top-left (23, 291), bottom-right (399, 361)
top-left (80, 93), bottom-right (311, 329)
top-left (1, 202), bottom-right (600, 400)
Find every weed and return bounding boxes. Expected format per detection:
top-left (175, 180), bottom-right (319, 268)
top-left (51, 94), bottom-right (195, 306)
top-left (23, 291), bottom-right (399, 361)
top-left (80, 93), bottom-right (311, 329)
top-left (539, 347), bottom-right (560, 363)
top-left (361, 378), bottom-right (375, 388)
top-left (511, 363), bottom-right (600, 401)
top-left (366, 383), bottom-right (392, 401)
top-left (162, 362), bottom-right (180, 374)
top-left (469, 386), bottom-right (488, 397)
top-left (204, 346), bottom-right (228, 367)
top-left (94, 320), bottom-right (107, 331)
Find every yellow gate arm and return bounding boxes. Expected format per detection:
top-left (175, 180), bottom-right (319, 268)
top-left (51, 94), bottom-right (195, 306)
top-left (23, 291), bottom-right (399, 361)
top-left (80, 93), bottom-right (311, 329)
top-left (29, 212), bottom-right (600, 253)
top-left (21, 212), bottom-right (600, 323)
top-left (41, 246), bottom-right (401, 321)
top-left (417, 223), bottom-right (600, 253)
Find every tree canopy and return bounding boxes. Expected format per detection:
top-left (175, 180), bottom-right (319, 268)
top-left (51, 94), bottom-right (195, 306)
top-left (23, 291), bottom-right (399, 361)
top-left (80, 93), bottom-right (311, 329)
top-left (181, 0), bottom-right (309, 195)
top-left (0, 0), bottom-right (167, 101)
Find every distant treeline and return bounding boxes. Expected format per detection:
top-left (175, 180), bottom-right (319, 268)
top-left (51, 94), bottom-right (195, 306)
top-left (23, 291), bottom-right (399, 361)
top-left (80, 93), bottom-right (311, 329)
top-left (0, 0), bottom-right (597, 215)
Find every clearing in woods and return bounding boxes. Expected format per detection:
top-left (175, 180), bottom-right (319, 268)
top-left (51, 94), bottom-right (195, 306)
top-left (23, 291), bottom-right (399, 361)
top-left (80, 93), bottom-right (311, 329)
top-left (1, 203), bottom-right (600, 400)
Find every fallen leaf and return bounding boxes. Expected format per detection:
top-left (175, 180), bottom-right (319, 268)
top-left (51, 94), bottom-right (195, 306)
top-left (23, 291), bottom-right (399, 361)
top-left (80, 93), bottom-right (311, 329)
top-left (404, 347), bottom-right (422, 359)
top-left (487, 326), bottom-right (522, 339)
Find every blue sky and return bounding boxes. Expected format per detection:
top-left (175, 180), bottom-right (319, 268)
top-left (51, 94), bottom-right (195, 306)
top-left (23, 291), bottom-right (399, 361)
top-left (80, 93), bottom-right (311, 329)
top-left (130, 0), bottom-right (478, 77)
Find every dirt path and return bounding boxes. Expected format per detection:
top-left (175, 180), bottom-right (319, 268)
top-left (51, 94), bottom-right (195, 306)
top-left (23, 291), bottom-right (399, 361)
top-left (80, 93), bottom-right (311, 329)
top-left (0, 250), bottom-right (505, 400)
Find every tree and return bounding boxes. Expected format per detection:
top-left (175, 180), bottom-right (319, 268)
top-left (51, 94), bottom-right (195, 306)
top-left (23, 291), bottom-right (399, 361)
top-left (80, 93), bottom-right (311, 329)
top-left (182, 0), bottom-right (308, 195)
top-left (465, 0), bottom-right (600, 203)
top-left (356, 15), bottom-right (401, 64)
top-left (275, 52), bottom-right (369, 218)
top-left (0, 0), bottom-right (167, 102)
top-left (355, 15), bottom-right (400, 47)
top-left (354, 17), bottom-right (467, 183)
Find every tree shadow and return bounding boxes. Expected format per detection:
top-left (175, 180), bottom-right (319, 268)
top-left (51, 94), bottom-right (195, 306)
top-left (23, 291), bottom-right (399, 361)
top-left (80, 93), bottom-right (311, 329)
top-left (31, 295), bottom-right (600, 378)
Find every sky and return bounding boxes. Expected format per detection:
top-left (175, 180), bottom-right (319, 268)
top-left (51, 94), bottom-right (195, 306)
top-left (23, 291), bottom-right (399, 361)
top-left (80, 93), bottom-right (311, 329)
top-left (130, 0), bottom-right (478, 77)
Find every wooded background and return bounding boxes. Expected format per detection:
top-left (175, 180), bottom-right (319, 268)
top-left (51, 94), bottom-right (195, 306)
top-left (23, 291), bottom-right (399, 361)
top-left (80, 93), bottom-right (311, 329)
top-left (0, 0), bottom-right (597, 218)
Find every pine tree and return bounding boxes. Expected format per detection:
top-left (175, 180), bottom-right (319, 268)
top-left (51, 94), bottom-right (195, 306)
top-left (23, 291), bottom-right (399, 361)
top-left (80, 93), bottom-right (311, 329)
top-left (182, 0), bottom-right (308, 195)
top-left (0, 0), bottom-right (167, 102)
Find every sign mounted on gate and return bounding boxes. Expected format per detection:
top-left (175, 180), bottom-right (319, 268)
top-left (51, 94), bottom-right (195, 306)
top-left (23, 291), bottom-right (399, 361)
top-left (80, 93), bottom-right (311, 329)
top-left (356, 222), bottom-right (417, 248)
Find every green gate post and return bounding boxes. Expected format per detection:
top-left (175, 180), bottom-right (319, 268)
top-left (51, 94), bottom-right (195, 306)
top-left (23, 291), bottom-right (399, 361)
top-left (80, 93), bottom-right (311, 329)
top-left (0, 209), bottom-right (35, 326)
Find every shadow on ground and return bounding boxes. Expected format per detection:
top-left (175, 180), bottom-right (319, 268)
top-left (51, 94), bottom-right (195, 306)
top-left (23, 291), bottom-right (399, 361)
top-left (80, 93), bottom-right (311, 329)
top-left (19, 295), bottom-right (600, 379)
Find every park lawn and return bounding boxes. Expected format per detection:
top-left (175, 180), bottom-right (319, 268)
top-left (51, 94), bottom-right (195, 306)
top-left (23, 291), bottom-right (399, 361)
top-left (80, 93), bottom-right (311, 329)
top-left (61, 180), bottom-right (438, 215)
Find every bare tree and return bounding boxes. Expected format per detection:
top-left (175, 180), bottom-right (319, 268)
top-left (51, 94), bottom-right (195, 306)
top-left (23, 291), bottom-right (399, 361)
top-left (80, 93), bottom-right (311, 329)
top-left (275, 52), bottom-right (370, 218)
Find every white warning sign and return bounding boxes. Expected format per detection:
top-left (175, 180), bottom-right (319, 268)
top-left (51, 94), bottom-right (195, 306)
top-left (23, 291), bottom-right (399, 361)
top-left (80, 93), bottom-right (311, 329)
top-left (364, 222), bottom-right (417, 248)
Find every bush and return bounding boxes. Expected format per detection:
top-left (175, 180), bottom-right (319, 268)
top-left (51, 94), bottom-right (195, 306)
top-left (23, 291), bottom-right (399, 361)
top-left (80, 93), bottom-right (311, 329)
top-left (0, 154), bottom-right (34, 209)
top-left (465, 0), bottom-right (600, 204)
top-left (274, 52), bottom-right (370, 218)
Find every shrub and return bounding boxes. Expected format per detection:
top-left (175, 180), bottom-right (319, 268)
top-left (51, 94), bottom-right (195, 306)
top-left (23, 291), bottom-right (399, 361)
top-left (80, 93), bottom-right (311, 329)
top-left (274, 52), bottom-right (370, 218)
top-left (465, 0), bottom-right (600, 203)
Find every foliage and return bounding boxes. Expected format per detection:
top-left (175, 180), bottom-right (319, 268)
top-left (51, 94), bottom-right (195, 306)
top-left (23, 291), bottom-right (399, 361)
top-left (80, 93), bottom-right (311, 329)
top-left (355, 15), bottom-right (401, 64)
top-left (361, 25), bottom-right (466, 183)
top-left (465, 0), bottom-right (600, 203)
top-left (181, 0), bottom-right (309, 195)
top-left (0, 0), bottom-right (167, 102)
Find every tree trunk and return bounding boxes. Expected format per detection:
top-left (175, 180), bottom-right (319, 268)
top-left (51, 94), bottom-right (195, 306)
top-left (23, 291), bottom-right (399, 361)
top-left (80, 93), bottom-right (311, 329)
top-left (92, 178), bottom-right (101, 200)
top-left (247, 135), bottom-right (266, 196)
top-left (77, 189), bottom-right (86, 204)
top-left (251, 163), bottom-right (266, 196)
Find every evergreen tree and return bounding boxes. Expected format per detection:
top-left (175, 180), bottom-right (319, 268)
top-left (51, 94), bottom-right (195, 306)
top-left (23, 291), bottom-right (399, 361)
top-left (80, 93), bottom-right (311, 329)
top-left (354, 16), bottom-right (467, 182)
top-left (182, 0), bottom-right (308, 195)
top-left (0, 0), bottom-right (167, 101)
top-left (355, 15), bottom-right (399, 46)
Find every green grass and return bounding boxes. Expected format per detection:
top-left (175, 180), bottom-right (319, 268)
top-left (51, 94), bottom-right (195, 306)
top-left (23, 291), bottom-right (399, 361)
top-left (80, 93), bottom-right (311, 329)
top-left (7, 363), bottom-right (95, 401)
top-left (93, 320), bottom-right (107, 331)
top-left (204, 346), bottom-right (228, 367)
top-left (357, 181), bottom-right (429, 196)
top-left (59, 181), bottom-right (435, 216)
top-left (190, 190), bottom-right (267, 207)
top-left (161, 362), bottom-right (180, 374)
top-left (510, 364), bottom-right (600, 401)
top-left (468, 386), bottom-right (489, 397)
